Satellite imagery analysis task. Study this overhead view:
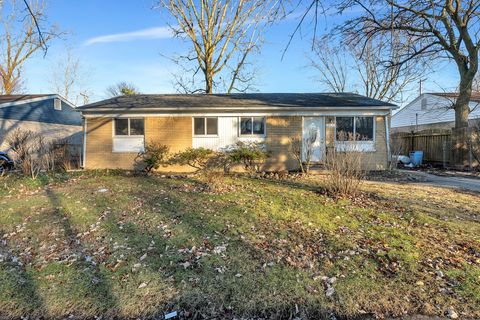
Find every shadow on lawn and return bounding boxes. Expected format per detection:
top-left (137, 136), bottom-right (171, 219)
top-left (0, 228), bottom-right (46, 316)
top-left (121, 176), bottom-right (354, 320)
top-left (43, 187), bottom-right (118, 316)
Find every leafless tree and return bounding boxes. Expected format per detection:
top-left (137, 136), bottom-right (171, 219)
top-left (339, 0), bottom-right (479, 131)
top-left (309, 33), bottom-right (424, 104)
top-left (106, 81), bottom-right (140, 97)
top-left (49, 49), bottom-right (85, 103)
top-left (309, 41), bottom-right (347, 93)
top-left (157, 0), bottom-right (280, 94)
top-left (0, 0), bottom-right (60, 94)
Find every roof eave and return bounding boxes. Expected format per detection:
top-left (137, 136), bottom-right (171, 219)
top-left (77, 105), bottom-right (397, 113)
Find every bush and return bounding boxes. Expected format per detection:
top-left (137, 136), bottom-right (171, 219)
top-left (136, 142), bottom-right (170, 173)
top-left (6, 129), bottom-right (49, 179)
top-left (228, 142), bottom-right (269, 173)
top-left (289, 134), bottom-right (316, 174)
top-left (44, 139), bottom-right (80, 172)
top-left (323, 134), bottom-right (367, 197)
top-left (170, 147), bottom-right (215, 172)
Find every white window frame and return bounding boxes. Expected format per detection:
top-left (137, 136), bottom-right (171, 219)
top-left (238, 116), bottom-right (266, 137)
top-left (112, 118), bottom-right (145, 153)
top-left (113, 118), bottom-right (145, 137)
top-left (334, 116), bottom-right (376, 152)
top-left (192, 117), bottom-right (219, 137)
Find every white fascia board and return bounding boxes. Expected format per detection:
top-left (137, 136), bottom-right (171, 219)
top-left (79, 105), bottom-right (396, 113)
top-left (82, 110), bottom-right (391, 118)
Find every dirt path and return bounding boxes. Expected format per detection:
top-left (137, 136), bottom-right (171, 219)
top-left (399, 169), bottom-right (480, 193)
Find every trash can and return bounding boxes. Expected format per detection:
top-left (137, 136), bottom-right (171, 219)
top-left (409, 151), bottom-right (423, 166)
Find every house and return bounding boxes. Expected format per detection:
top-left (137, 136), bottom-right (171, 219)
top-left (392, 93), bottom-right (480, 132)
top-left (0, 94), bottom-right (82, 150)
top-left (76, 93), bottom-right (397, 171)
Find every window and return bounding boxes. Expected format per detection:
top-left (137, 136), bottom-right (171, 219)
top-left (336, 116), bottom-right (374, 141)
top-left (336, 117), bottom-right (354, 141)
top-left (54, 98), bottom-right (62, 111)
top-left (421, 98), bottom-right (427, 110)
top-left (193, 117), bottom-right (218, 135)
top-left (114, 118), bottom-right (144, 136)
top-left (113, 118), bottom-right (145, 153)
top-left (240, 117), bottom-right (265, 135)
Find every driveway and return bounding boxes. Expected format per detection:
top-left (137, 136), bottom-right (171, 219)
top-left (399, 169), bottom-right (480, 193)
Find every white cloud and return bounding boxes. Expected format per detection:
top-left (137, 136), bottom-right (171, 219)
top-left (84, 26), bottom-right (173, 46)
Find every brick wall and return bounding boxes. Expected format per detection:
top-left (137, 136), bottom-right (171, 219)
top-left (85, 117), bottom-right (192, 170)
top-left (85, 115), bottom-right (389, 172)
top-left (264, 116), bottom-right (302, 171)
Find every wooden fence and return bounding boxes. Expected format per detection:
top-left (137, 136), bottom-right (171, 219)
top-left (391, 130), bottom-right (452, 165)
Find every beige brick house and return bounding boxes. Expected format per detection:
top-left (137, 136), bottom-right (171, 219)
top-left (77, 93), bottom-right (397, 171)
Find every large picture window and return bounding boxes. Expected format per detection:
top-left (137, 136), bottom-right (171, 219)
top-left (240, 117), bottom-right (265, 135)
top-left (114, 118), bottom-right (144, 136)
top-left (336, 116), bottom-right (374, 141)
top-left (194, 117), bottom-right (218, 135)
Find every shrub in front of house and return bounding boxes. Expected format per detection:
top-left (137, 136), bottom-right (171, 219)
top-left (169, 147), bottom-right (215, 172)
top-left (227, 141), bottom-right (270, 174)
top-left (136, 142), bottom-right (170, 173)
top-left (322, 132), bottom-right (367, 197)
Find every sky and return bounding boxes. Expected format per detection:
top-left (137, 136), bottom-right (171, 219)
top-left (21, 0), bottom-right (462, 104)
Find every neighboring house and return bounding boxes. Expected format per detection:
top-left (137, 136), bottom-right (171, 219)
top-left (392, 93), bottom-right (480, 132)
top-left (0, 94), bottom-right (82, 150)
top-left (76, 93), bottom-right (397, 171)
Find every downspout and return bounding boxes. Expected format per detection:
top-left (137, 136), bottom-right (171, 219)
top-left (82, 117), bottom-right (87, 169)
top-left (385, 113), bottom-right (391, 166)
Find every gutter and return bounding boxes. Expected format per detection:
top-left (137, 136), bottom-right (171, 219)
top-left (82, 117), bottom-right (87, 169)
top-left (385, 114), bottom-right (391, 165)
top-left (76, 105), bottom-right (398, 113)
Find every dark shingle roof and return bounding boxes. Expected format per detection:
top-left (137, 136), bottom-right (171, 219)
top-left (78, 93), bottom-right (397, 112)
top-left (0, 96), bottom-right (81, 126)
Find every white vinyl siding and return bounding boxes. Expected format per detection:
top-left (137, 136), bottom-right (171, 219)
top-left (192, 117), bottom-right (265, 150)
top-left (392, 94), bottom-right (480, 129)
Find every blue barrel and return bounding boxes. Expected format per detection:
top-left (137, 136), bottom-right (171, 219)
top-left (409, 151), bottom-right (424, 166)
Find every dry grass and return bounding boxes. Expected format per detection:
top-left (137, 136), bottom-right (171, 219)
top-left (0, 171), bottom-right (478, 319)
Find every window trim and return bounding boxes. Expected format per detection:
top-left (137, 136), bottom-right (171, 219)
top-left (192, 117), bottom-right (219, 137)
top-left (238, 116), bottom-right (266, 137)
top-left (334, 116), bottom-right (375, 143)
top-left (112, 118), bottom-right (145, 153)
top-left (53, 98), bottom-right (62, 111)
top-left (113, 118), bottom-right (145, 137)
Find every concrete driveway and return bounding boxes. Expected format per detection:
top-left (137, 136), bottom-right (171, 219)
top-left (399, 170), bottom-right (480, 193)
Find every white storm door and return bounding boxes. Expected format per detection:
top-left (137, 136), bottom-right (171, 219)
top-left (302, 117), bottom-right (325, 162)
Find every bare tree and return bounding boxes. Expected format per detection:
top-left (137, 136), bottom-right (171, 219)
top-left (339, 0), bottom-right (479, 131)
top-left (0, 0), bottom-right (59, 94)
top-left (309, 33), bottom-right (424, 104)
top-left (157, 0), bottom-right (279, 94)
top-left (106, 81), bottom-right (140, 97)
top-left (309, 41), bottom-right (348, 93)
top-left (49, 49), bottom-right (84, 103)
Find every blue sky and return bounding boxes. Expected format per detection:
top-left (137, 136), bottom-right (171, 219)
top-left (22, 0), bottom-right (461, 104)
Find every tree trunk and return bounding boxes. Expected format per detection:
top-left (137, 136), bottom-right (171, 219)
top-left (454, 73), bottom-right (473, 129)
top-left (452, 71), bottom-right (474, 168)
top-left (205, 71), bottom-right (213, 94)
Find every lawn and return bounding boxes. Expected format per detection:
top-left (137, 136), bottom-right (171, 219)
top-left (0, 171), bottom-right (479, 319)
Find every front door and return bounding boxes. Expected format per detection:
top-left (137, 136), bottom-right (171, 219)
top-left (303, 117), bottom-right (325, 162)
